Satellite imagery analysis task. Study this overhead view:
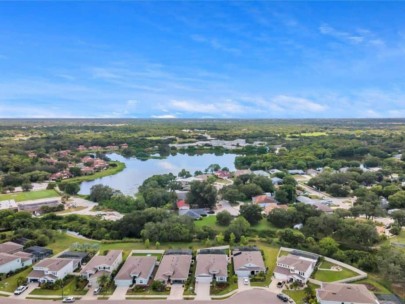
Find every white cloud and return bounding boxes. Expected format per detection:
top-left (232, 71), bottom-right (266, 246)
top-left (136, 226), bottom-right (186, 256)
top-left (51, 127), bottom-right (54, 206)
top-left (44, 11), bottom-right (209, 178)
top-left (151, 114), bottom-right (177, 118)
top-left (271, 95), bottom-right (327, 112)
top-left (319, 24), bottom-right (384, 47)
top-left (190, 34), bottom-right (240, 55)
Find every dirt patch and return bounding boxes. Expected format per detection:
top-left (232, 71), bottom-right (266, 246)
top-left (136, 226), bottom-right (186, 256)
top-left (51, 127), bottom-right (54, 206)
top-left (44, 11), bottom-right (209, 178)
top-left (391, 283), bottom-right (405, 300)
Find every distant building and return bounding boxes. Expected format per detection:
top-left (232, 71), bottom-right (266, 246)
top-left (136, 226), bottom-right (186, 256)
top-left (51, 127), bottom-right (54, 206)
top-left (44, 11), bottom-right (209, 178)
top-left (252, 170), bottom-right (270, 178)
top-left (179, 209), bottom-right (207, 220)
top-left (252, 194), bottom-right (278, 207)
top-left (0, 241), bottom-right (23, 254)
top-left (271, 177), bottom-right (283, 185)
top-left (17, 198), bottom-right (62, 215)
top-left (176, 200), bottom-right (190, 211)
top-left (24, 246), bottom-right (54, 262)
top-left (0, 252), bottom-right (32, 274)
top-left (269, 169), bottom-right (282, 174)
top-left (288, 170), bottom-right (305, 175)
top-left (234, 169), bottom-right (252, 177)
top-left (59, 251), bottom-right (89, 264)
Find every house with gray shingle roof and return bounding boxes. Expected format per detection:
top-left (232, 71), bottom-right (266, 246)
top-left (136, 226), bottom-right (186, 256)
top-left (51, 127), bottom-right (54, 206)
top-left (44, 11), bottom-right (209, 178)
top-left (316, 283), bottom-right (379, 304)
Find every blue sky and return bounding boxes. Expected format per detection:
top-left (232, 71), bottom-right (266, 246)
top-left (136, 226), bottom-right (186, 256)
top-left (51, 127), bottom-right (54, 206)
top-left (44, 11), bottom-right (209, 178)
top-left (0, 1), bottom-right (404, 118)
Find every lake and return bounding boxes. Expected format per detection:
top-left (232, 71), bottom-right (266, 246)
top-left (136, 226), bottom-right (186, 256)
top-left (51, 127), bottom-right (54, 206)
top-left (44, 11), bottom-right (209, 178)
top-left (79, 153), bottom-right (237, 195)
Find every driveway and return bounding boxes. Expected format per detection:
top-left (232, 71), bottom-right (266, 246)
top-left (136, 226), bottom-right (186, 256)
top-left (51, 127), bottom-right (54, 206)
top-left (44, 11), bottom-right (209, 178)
top-left (195, 281), bottom-right (211, 300)
top-left (269, 279), bottom-right (283, 293)
top-left (81, 286), bottom-right (98, 301)
top-left (216, 200), bottom-right (240, 216)
top-left (167, 284), bottom-right (184, 300)
top-left (109, 286), bottom-right (128, 300)
top-left (237, 277), bottom-right (250, 291)
top-left (11, 283), bottom-right (37, 300)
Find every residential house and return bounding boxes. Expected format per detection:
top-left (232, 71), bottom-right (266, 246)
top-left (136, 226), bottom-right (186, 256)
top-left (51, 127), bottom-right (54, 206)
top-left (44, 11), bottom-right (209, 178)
top-left (24, 246), bottom-right (54, 262)
top-left (195, 253), bottom-right (228, 283)
top-left (175, 190), bottom-right (189, 201)
top-left (306, 169), bottom-right (320, 177)
top-left (0, 241), bottom-right (23, 254)
top-left (271, 177), bottom-right (283, 185)
top-left (27, 258), bottom-right (77, 283)
top-left (232, 249), bottom-right (266, 278)
top-left (81, 166), bottom-right (95, 175)
top-left (59, 251), bottom-right (89, 264)
top-left (252, 170), bottom-right (270, 178)
top-left (115, 256), bottom-right (156, 287)
top-left (288, 170), bottom-right (305, 175)
top-left (316, 283), bottom-right (379, 304)
top-left (252, 194), bottom-right (278, 207)
top-left (269, 169), bottom-right (282, 174)
top-left (274, 254), bottom-right (317, 283)
top-left (155, 251), bottom-right (192, 284)
top-left (179, 208), bottom-right (207, 220)
top-left (214, 170), bottom-right (231, 179)
top-left (80, 250), bottom-right (122, 286)
top-left (120, 143), bottom-right (129, 149)
top-left (263, 203), bottom-right (288, 216)
top-left (234, 169), bottom-right (252, 177)
top-left (0, 252), bottom-right (32, 274)
top-left (176, 200), bottom-right (190, 211)
top-left (0, 199), bottom-right (18, 211)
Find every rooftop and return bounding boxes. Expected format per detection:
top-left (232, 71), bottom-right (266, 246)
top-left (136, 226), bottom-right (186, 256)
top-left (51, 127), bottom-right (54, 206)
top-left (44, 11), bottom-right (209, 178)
top-left (233, 250), bottom-right (265, 271)
top-left (155, 254), bottom-right (192, 281)
top-left (317, 283), bottom-right (379, 304)
top-left (196, 254), bottom-right (228, 277)
top-left (115, 256), bottom-right (156, 281)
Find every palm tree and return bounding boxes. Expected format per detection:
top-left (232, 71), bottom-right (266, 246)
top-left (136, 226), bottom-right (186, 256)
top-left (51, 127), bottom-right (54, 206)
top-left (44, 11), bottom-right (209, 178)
top-left (97, 274), bottom-right (110, 295)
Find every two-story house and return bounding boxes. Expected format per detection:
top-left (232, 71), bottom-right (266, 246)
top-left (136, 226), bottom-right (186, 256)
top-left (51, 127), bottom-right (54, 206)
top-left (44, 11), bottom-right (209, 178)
top-left (80, 250), bottom-right (122, 287)
top-left (274, 254), bottom-right (317, 283)
top-left (27, 258), bottom-right (77, 283)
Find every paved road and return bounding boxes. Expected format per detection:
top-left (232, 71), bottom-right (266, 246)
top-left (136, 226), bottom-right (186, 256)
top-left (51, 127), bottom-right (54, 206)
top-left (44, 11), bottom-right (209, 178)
top-left (0, 289), bottom-right (285, 304)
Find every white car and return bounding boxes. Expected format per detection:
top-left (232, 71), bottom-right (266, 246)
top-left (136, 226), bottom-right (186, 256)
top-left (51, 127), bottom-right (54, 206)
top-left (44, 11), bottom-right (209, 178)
top-left (14, 285), bottom-right (28, 295)
top-left (62, 297), bottom-right (75, 303)
top-left (243, 278), bottom-right (249, 285)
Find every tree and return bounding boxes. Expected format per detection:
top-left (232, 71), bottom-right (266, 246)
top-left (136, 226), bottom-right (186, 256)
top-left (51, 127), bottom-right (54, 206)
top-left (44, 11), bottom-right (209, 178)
top-left (226, 217), bottom-right (250, 242)
top-left (252, 176), bottom-right (275, 193)
top-left (240, 235), bottom-right (248, 246)
top-left (206, 164), bottom-right (221, 173)
top-left (240, 204), bottom-right (262, 225)
top-left (178, 169), bottom-right (191, 178)
top-left (155, 241), bottom-right (160, 249)
top-left (229, 232), bottom-right (236, 245)
top-left (97, 273), bottom-right (111, 294)
top-left (151, 280), bottom-right (165, 292)
top-left (351, 191), bottom-right (383, 219)
top-left (216, 233), bottom-right (224, 245)
top-left (275, 189), bottom-right (289, 204)
top-left (144, 238), bottom-right (150, 249)
top-left (187, 181), bottom-right (217, 209)
top-left (278, 228), bottom-right (305, 246)
top-left (63, 183), bottom-right (80, 195)
top-left (221, 187), bottom-right (245, 204)
top-left (239, 183), bottom-right (263, 198)
top-left (319, 237), bottom-right (339, 257)
top-left (89, 184), bottom-right (116, 202)
top-left (21, 182), bottom-right (33, 192)
top-left (391, 210), bottom-right (405, 226)
top-left (69, 167), bottom-right (82, 177)
top-left (388, 191), bottom-right (405, 208)
top-left (216, 211), bottom-right (233, 226)
top-left (16, 276), bottom-right (26, 287)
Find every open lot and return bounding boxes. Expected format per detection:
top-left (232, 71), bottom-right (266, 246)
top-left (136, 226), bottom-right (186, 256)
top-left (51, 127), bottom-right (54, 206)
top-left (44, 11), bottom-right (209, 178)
top-left (0, 189), bottom-right (59, 202)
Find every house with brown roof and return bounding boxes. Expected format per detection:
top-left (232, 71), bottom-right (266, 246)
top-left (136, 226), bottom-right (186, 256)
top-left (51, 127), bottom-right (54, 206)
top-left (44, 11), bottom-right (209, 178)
top-left (0, 241), bottom-right (23, 254)
top-left (232, 249), bottom-right (266, 278)
top-left (274, 254), bottom-right (317, 283)
top-left (252, 194), bottom-right (279, 207)
top-left (263, 203), bottom-right (288, 215)
top-left (195, 253), bottom-right (228, 283)
top-left (0, 252), bottom-right (32, 274)
top-left (80, 250), bottom-right (122, 286)
top-left (316, 283), bottom-right (380, 304)
top-left (155, 251), bottom-right (192, 284)
top-left (27, 258), bottom-right (77, 283)
top-left (115, 256), bottom-right (157, 287)
top-left (234, 169), bottom-right (252, 177)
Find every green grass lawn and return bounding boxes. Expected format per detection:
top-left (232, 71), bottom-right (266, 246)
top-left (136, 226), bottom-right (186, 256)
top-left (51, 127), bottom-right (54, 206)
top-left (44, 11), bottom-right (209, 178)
top-left (127, 286), bottom-right (170, 296)
top-left (284, 289), bottom-right (306, 304)
top-left (313, 265), bottom-right (358, 282)
top-left (210, 281), bottom-right (238, 296)
top-left (0, 267), bottom-right (32, 293)
top-left (391, 230), bottom-right (405, 244)
top-left (249, 242), bottom-right (280, 287)
top-left (194, 216), bottom-right (226, 231)
top-left (48, 232), bottom-right (98, 254)
top-left (0, 189), bottom-right (59, 202)
top-left (278, 250), bottom-right (290, 257)
top-left (354, 278), bottom-right (391, 294)
top-left (30, 277), bottom-right (88, 296)
top-left (318, 260), bottom-right (337, 269)
top-left (251, 218), bottom-right (274, 232)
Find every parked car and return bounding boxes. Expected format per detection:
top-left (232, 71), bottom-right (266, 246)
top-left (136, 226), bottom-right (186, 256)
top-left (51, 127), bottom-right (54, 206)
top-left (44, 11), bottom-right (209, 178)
top-left (277, 293), bottom-right (289, 302)
top-left (277, 281), bottom-right (284, 288)
top-left (93, 287), bottom-right (102, 295)
top-left (14, 285), bottom-right (28, 295)
top-left (243, 278), bottom-right (249, 285)
top-left (62, 297), bottom-right (75, 303)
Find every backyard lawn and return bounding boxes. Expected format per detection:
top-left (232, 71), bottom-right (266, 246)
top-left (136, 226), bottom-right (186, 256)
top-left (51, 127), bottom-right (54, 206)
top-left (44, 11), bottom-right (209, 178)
top-left (48, 232), bottom-right (98, 254)
top-left (0, 267), bottom-right (32, 293)
top-left (313, 264), bottom-right (358, 282)
top-left (284, 289), bottom-right (306, 304)
top-left (194, 216), bottom-right (226, 231)
top-left (0, 189), bottom-right (59, 202)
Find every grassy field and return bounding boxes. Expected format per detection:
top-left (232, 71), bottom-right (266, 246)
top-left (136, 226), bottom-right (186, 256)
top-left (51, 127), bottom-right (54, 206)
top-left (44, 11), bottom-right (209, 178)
top-left (391, 230), bottom-right (405, 244)
top-left (0, 189), bottom-right (59, 202)
top-left (313, 265), bottom-right (358, 282)
top-left (354, 277), bottom-right (392, 294)
top-left (194, 216), bottom-right (226, 231)
top-left (48, 232), bottom-right (98, 254)
top-left (284, 289), bottom-right (306, 304)
top-left (66, 161), bottom-right (125, 183)
top-left (0, 267), bottom-right (32, 293)
top-left (30, 277), bottom-right (88, 296)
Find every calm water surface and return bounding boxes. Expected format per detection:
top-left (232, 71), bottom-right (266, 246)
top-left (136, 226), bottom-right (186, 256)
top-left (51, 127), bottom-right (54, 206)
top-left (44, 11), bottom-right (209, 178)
top-left (79, 153), bottom-right (237, 195)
